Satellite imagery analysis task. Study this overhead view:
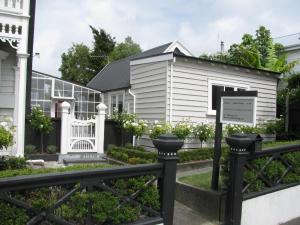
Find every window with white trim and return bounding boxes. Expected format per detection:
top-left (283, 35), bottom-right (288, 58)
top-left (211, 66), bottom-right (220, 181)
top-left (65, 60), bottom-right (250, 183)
top-left (109, 92), bottom-right (125, 115)
top-left (208, 80), bottom-right (249, 115)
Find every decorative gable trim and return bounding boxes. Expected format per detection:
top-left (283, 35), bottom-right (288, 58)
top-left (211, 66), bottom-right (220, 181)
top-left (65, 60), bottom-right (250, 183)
top-left (163, 40), bottom-right (194, 56)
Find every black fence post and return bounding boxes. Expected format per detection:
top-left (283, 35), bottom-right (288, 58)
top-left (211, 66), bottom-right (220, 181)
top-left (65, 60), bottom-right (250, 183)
top-left (153, 134), bottom-right (184, 225)
top-left (224, 135), bottom-right (252, 225)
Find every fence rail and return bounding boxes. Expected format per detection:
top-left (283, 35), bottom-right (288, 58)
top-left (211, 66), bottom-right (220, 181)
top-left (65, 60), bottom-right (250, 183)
top-left (0, 134), bottom-right (183, 225)
top-left (225, 135), bottom-right (300, 225)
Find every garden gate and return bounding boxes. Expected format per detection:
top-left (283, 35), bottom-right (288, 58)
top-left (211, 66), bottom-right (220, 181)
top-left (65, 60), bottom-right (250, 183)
top-left (60, 101), bottom-right (107, 154)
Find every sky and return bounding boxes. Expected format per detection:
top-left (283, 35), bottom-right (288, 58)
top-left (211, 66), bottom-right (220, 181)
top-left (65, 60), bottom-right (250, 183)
top-left (33, 0), bottom-right (300, 77)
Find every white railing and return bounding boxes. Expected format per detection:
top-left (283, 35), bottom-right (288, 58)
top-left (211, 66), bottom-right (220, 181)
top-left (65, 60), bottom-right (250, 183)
top-left (60, 102), bottom-right (107, 154)
top-left (0, 0), bottom-right (23, 14)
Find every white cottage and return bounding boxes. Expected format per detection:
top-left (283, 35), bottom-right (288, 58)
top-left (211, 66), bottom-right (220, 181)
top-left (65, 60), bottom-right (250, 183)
top-left (0, 0), bottom-right (33, 156)
top-left (88, 41), bottom-right (280, 148)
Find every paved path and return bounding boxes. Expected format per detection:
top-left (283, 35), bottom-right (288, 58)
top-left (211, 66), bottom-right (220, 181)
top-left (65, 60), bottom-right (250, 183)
top-left (176, 167), bottom-right (212, 178)
top-left (174, 201), bottom-right (219, 225)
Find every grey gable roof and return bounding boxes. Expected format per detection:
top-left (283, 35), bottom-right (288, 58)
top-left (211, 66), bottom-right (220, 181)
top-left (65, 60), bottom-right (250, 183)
top-left (87, 42), bottom-right (173, 92)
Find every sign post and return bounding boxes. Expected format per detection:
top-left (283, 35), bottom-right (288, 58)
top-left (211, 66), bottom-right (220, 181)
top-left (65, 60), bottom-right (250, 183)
top-left (211, 90), bottom-right (257, 191)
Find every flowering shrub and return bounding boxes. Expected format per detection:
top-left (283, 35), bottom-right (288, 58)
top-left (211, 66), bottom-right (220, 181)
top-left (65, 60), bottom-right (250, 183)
top-left (111, 109), bottom-right (136, 127)
top-left (149, 121), bottom-right (172, 139)
top-left (29, 107), bottom-right (53, 153)
top-left (172, 121), bottom-right (192, 140)
top-left (224, 124), bottom-right (263, 137)
top-left (193, 124), bottom-right (214, 149)
top-left (0, 117), bottom-right (14, 150)
top-left (123, 120), bottom-right (148, 138)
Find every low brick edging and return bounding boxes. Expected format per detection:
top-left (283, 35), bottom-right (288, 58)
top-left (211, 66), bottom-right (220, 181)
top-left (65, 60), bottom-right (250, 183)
top-left (175, 181), bottom-right (226, 222)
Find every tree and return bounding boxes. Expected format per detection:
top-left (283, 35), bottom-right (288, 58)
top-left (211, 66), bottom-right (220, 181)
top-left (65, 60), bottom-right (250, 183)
top-left (60, 43), bottom-right (93, 85)
top-left (89, 25), bottom-right (115, 74)
top-left (29, 107), bottom-right (53, 153)
top-left (255, 26), bottom-right (273, 67)
top-left (109, 36), bottom-right (142, 61)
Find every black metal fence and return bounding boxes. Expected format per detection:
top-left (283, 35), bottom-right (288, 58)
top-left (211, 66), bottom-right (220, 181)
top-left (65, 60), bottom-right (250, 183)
top-left (0, 135), bottom-right (182, 225)
top-left (224, 135), bottom-right (300, 225)
top-left (25, 119), bottom-right (133, 153)
top-left (289, 105), bottom-right (300, 134)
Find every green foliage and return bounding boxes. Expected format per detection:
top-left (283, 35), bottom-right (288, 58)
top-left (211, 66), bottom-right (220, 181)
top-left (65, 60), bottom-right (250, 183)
top-left (0, 117), bottom-right (14, 150)
top-left (193, 124), bottom-right (214, 148)
top-left (172, 121), bottom-right (192, 140)
top-left (123, 120), bottom-right (148, 138)
top-left (59, 43), bottom-right (94, 85)
top-left (202, 26), bottom-right (298, 73)
top-left (109, 36), bottom-right (142, 61)
top-left (29, 106), bottom-right (53, 134)
top-left (89, 25), bottom-right (116, 74)
top-left (24, 144), bottom-right (37, 155)
top-left (221, 150), bottom-right (300, 194)
top-left (178, 147), bottom-right (216, 163)
top-left (107, 145), bottom-right (156, 164)
top-left (0, 163), bottom-right (111, 178)
top-left (149, 121), bottom-right (172, 139)
top-left (224, 124), bottom-right (262, 136)
top-left (46, 145), bottom-right (57, 154)
top-left (0, 157), bottom-right (27, 171)
top-left (264, 117), bottom-right (285, 135)
top-left (0, 201), bottom-right (29, 225)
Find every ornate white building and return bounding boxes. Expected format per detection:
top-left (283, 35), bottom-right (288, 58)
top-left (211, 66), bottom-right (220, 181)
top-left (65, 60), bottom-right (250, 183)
top-left (0, 0), bottom-right (32, 156)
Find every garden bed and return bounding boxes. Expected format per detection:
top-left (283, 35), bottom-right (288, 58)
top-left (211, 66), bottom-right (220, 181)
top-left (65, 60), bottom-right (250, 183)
top-left (26, 153), bottom-right (59, 162)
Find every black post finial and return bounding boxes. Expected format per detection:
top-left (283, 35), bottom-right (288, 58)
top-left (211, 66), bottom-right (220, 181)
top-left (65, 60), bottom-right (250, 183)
top-left (153, 134), bottom-right (183, 225)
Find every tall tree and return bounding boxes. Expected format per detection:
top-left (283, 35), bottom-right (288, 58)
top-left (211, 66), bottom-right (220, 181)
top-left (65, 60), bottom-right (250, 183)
top-left (109, 36), bottom-right (142, 61)
top-left (59, 43), bottom-right (93, 85)
top-left (89, 25), bottom-right (115, 74)
top-left (255, 26), bottom-right (273, 67)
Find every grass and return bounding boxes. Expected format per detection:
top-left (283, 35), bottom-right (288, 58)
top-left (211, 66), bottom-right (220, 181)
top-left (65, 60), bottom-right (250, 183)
top-left (178, 171), bottom-right (216, 190)
top-left (0, 163), bottom-right (114, 179)
top-left (262, 140), bottom-right (300, 148)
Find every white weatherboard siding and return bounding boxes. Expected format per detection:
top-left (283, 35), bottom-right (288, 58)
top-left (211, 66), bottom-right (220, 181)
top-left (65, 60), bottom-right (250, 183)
top-left (131, 61), bottom-right (168, 122)
top-left (241, 185), bottom-right (300, 225)
top-left (286, 49), bottom-right (300, 73)
top-left (171, 58), bottom-right (277, 124)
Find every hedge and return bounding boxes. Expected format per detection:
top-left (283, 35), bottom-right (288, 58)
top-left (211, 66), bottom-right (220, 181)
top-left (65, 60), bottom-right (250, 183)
top-left (0, 166), bottom-right (159, 224)
top-left (107, 145), bottom-right (218, 164)
top-left (221, 151), bottom-right (300, 193)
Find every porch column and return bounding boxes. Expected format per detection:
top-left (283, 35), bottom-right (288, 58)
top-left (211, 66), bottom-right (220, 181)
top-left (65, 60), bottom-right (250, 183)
top-left (14, 53), bottom-right (29, 157)
top-left (60, 101), bottom-right (71, 155)
top-left (95, 103), bottom-right (107, 154)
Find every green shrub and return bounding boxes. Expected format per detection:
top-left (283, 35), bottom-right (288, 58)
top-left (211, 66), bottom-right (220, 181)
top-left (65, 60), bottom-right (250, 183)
top-left (193, 124), bottom-right (214, 149)
top-left (0, 201), bottom-right (29, 225)
top-left (0, 157), bottom-right (27, 171)
top-left (25, 144), bottom-right (37, 155)
top-left (172, 121), bottom-right (192, 140)
top-left (0, 117), bottom-right (14, 150)
top-left (178, 147), bottom-right (217, 163)
top-left (46, 145), bottom-right (58, 154)
top-left (263, 117), bottom-right (285, 135)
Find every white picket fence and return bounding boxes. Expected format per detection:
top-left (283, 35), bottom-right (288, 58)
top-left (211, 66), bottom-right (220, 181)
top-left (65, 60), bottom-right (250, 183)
top-left (60, 102), bottom-right (107, 154)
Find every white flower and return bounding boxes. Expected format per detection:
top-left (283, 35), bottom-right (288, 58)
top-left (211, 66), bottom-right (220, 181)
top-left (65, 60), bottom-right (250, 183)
top-left (156, 124), bottom-right (162, 128)
top-left (131, 122), bottom-right (138, 126)
top-left (154, 120), bottom-right (159, 124)
top-left (0, 122), bottom-right (7, 127)
top-left (40, 124), bottom-right (44, 128)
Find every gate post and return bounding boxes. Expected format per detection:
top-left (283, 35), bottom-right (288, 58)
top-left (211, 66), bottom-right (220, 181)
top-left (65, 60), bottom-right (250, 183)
top-left (153, 134), bottom-right (184, 225)
top-left (95, 103), bottom-right (107, 154)
top-left (224, 135), bottom-right (252, 225)
top-left (60, 101), bottom-right (70, 155)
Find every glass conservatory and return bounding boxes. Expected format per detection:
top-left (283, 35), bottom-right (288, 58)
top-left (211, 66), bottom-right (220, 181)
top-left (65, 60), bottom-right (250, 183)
top-left (31, 71), bottom-right (102, 119)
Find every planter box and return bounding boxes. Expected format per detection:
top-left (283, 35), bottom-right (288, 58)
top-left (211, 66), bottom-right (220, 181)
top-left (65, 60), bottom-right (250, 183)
top-left (175, 181), bottom-right (226, 221)
top-left (261, 134), bottom-right (276, 142)
top-left (27, 154), bottom-right (59, 162)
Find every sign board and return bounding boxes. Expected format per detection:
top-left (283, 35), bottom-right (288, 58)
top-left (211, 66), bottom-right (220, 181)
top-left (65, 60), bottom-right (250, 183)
top-left (220, 96), bottom-right (257, 126)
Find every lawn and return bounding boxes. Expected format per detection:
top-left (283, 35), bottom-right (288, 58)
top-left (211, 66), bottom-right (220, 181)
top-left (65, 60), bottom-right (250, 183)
top-left (262, 140), bottom-right (300, 148)
top-left (0, 163), bottom-right (113, 178)
top-left (178, 171), bottom-right (215, 190)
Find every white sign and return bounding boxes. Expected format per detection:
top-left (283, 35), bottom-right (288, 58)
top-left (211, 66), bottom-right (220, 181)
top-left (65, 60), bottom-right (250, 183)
top-left (220, 96), bottom-right (257, 126)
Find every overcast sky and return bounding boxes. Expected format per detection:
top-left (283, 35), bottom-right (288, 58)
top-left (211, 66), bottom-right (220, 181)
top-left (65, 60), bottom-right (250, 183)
top-left (32, 0), bottom-right (300, 77)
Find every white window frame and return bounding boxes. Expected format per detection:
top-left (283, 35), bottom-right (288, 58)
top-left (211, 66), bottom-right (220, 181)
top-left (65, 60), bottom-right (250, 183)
top-left (207, 79), bottom-right (250, 116)
top-left (108, 90), bottom-right (125, 116)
